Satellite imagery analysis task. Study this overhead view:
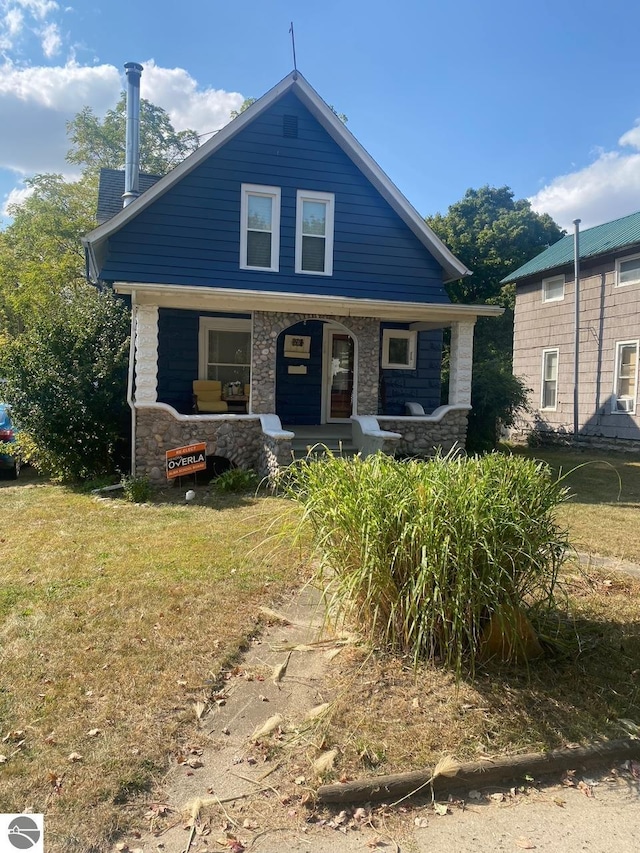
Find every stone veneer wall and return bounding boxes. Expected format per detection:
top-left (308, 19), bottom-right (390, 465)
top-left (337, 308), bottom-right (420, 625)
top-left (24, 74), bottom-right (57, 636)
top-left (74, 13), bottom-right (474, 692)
top-left (136, 407), bottom-right (265, 483)
top-left (378, 408), bottom-right (469, 456)
top-left (251, 312), bottom-right (380, 415)
top-left (508, 422), bottom-right (640, 454)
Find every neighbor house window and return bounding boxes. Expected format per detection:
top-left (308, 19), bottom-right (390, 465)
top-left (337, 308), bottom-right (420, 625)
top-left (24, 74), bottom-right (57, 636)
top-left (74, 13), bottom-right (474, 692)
top-left (541, 348), bottom-right (558, 410)
top-left (612, 340), bottom-right (638, 413)
top-left (199, 317), bottom-right (251, 389)
top-left (616, 254), bottom-right (640, 287)
top-left (240, 184), bottom-right (280, 271)
top-left (295, 190), bottom-right (334, 275)
top-left (542, 275), bottom-right (565, 302)
top-left (382, 329), bottom-right (417, 370)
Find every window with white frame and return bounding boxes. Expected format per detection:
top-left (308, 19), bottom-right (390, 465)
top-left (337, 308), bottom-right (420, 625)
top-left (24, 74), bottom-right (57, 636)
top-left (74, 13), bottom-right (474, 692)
top-left (199, 317), bottom-right (251, 389)
top-left (616, 254), bottom-right (640, 287)
top-left (295, 190), bottom-right (334, 275)
top-left (612, 340), bottom-right (638, 413)
top-left (541, 348), bottom-right (559, 410)
top-left (542, 275), bottom-right (565, 302)
top-left (382, 329), bottom-right (417, 370)
top-left (240, 184), bottom-right (280, 271)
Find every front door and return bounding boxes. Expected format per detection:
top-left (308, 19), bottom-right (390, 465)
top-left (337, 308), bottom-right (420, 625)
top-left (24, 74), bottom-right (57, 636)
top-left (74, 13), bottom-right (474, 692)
top-left (323, 328), bottom-right (355, 423)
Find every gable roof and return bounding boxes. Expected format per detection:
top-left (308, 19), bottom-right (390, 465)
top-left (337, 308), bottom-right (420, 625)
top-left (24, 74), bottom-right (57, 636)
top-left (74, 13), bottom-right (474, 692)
top-left (83, 71), bottom-right (470, 283)
top-left (96, 168), bottom-right (162, 223)
top-left (503, 209), bottom-right (640, 284)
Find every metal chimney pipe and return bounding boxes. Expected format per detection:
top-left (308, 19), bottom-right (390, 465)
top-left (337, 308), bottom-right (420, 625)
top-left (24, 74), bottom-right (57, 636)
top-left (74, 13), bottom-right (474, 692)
top-left (123, 61), bottom-right (143, 208)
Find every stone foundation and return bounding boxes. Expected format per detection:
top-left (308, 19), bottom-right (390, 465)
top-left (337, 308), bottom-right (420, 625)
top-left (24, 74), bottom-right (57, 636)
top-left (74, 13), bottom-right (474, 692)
top-left (511, 425), bottom-right (640, 454)
top-left (378, 407), bottom-right (469, 456)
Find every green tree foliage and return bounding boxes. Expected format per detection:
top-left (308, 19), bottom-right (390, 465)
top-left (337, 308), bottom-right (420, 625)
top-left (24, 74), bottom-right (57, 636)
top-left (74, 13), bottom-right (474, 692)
top-left (230, 97), bottom-right (256, 119)
top-left (67, 94), bottom-right (200, 175)
top-left (428, 186), bottom-right (564, 451)
top-left (0, 288), bottom-right (130, 480)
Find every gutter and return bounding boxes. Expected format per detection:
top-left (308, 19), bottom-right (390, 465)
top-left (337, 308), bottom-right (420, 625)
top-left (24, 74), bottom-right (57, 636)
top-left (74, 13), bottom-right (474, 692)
top-left (127, 290), bottom-right (137, 475)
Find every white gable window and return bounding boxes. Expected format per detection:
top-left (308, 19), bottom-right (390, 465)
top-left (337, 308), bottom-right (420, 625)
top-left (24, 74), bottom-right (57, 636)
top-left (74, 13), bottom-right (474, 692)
top-left (541, 348), bottom-right (559, 410)
top-left (240, 184), bottom-right (280, 272)
top-left (616, 254), bottom-right (640, 287)
top-left (612, 340), bottom-right (638, 413)
top-left (382, 329), bottom-right (417, 370)
top-left (295, 190), bottom-right (334, 275)
top-left (542, 275), bottom-right (564, 302)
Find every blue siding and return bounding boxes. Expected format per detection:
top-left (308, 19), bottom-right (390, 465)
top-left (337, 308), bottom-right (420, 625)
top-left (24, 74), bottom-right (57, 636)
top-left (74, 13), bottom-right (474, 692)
top-left (101, 92), bottom-right (449, 305)
top-left (157, 309), bottom-right (250, 413)
top-left (275, 320), bottom-right (324, 424)
top-left (380, 324), bottom-right (443, 416)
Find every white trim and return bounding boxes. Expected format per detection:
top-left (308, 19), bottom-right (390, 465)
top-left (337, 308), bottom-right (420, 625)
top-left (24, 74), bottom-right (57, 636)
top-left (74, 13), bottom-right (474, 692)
top-left (542, 274), bottom-right (565, 303)
top-left (240, 184), bottom-right (280, 272)
top-left (114, 281), bottom-right (503, 322)
top-left (612, 339), bottom-right (639, 414)
top-left (381, 328), bottom-right (417, 369)
top-left (295, 190), bottom-right (334, 275)
top-left (83, 71), bottom-right (470, 283)
top-left (321, 323), bottom-right (357, 423)
top-left (540, 347), bottom-right (559, 411)
top-left (615, 252), bottom-right (640, 288)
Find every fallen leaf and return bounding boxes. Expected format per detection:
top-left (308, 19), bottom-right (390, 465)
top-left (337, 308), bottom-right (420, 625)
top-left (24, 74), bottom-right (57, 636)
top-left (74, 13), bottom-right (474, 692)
top-left (353, 807), bottom-right (368, 823)
top-left (577, 780), bottom-right (593, 798)
top-left (0, 755), bottom-right (6, 764)
top-left (294, 775), bottom-right (306, 785)
top-left (242, 819), bottom-right (258, 829)
top-left (68, 752), bottom-right (83, 762)
top-left (468, 789), bottom-right (482, 800)
top-left (515, 838), bottom-right (536, 849)
top-left (490, 792), bottom-right (505, 802)
top-left (87, 728), bottom-right (101, 738)
top-left (186, 758), bottom-right (203, 769)
top-left (434, 803), bottom-right (449, 816)
top-left (414, 816), bottom-right (429, 828)
top-left (553, 798), bottom-right (566, 808)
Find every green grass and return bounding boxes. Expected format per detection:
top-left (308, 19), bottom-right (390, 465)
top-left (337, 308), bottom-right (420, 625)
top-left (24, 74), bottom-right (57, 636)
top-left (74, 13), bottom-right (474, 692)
top-left (0, 473), bottom-right (306, 852)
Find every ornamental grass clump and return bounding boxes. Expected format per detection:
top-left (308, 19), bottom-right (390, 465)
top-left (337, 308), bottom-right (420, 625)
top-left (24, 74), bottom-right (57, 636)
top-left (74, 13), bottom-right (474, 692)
top-left (284, 451), bottom-right (571, 673)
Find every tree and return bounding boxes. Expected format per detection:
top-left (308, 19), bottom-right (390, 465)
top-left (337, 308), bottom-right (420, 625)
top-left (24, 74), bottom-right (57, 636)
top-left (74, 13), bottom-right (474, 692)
top-left (67, 94), bottom-right (200, 176)
top-left (230, 98), bottom-right (256, 119)
top-left (427, 186), bottom-right (564, 451)
top-left (0, 288), bottom-right (130, 480)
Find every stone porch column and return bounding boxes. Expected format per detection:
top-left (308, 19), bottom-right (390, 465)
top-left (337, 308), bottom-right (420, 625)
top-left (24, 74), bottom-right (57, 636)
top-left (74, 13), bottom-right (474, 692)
top-left (449, 320), bottom-right (475, 406)
top-left (135, 305), bottom-right (159, 403)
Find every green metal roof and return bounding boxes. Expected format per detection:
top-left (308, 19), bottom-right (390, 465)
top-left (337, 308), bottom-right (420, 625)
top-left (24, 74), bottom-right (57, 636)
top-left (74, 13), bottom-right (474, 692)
top-left (502, 209), bottom-right (640, 283)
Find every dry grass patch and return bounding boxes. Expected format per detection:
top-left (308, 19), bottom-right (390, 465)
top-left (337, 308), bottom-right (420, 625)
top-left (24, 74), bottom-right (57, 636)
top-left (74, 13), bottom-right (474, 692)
top-left (306, 563), bottom-right (640, 781)
top-left (0, 474), bottom-right (306, 852)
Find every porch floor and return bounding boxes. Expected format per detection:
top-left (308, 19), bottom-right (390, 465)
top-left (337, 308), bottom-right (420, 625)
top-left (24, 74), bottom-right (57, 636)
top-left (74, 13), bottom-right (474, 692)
top-left (283, 424), bottom-right (356, 459)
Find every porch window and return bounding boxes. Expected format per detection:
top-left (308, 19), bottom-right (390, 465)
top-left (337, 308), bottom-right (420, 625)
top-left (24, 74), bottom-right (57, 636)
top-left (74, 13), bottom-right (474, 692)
top-left (382, 329), bottom-right (417, 370)
top-left (295, 190), bottom-right (334, 275)
top-left (612, 340), bottom-right (638, 413)
top-left (541, 348), bottom-right (558, 410)
top-left (542, 275), bottom-right (564, 302)
top-left (240, 184), bottom-right (280, 271)
top-left (616, 253), bottom-right (640, 287)
top-left (199, 318), bottom-right (251, 391)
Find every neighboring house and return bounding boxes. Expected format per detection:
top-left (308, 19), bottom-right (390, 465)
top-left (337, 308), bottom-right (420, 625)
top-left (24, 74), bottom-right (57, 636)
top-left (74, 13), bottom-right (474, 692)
top-left (83, 66), bottom-right (502, 482)
top-left (505, 211), bottom-right (640, 450)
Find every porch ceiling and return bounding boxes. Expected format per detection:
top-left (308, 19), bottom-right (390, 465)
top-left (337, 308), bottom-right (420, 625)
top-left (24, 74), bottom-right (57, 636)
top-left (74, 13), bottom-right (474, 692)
top-left (116, 282), bottom-right (503, 324)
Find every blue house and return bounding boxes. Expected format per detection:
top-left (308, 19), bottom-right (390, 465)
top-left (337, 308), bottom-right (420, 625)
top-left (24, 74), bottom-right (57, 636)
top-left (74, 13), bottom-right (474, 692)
top-left (83, 66), bottom-right (501, 481)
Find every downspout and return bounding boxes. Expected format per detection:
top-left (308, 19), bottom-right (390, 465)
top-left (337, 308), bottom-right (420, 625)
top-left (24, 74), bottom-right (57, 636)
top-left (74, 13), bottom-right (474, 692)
top-left (127, 291), bottom-right (137, 475)
top-left (573, 219), bottom-right (581, 441)
top-left (123, 61), bottom-right (143, 207)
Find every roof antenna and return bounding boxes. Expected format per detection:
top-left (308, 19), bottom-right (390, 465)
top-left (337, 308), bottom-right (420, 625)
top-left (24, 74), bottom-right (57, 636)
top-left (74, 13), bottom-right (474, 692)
top-left (289, 21), bottom-right (298, 79)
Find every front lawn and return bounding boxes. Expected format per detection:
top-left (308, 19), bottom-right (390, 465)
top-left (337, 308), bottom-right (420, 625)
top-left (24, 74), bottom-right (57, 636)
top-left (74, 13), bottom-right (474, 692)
top-left (0, 475), bottom-right (304, 852)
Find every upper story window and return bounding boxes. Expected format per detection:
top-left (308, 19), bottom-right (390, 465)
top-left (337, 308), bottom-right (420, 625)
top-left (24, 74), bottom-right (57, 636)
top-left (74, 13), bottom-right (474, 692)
top-left (541, 348), bottom-right (559, 410)
top-left (612, 340), bottom-right (638, 414)
top-left (240, 184), bottom-right (281, 272)
top-left (542, 275), bottom-right (565, 303)
top-left (616, 253), bottom-right (640, 287)
top-left (382, 329), bottom-right (417, 370)
top-left (295, 190), bottom-right (334, 275)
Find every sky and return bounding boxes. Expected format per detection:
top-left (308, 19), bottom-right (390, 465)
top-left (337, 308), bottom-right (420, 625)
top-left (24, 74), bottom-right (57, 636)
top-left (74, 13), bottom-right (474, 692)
top-left (3, 0), bottom-right (640, 232)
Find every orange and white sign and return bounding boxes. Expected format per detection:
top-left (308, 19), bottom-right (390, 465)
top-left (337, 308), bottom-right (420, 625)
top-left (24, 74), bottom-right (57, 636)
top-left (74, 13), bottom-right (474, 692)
top-left (165, 442), bottom-right (207, 479)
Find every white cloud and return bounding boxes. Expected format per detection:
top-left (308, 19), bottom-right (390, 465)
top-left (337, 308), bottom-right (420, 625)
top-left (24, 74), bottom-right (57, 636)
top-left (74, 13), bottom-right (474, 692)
top-left (11, 0), bottom-right (58, 20)
top-left (0, 59), bottom-right (245, 180)
top-left (530, 122), bottom-right (640, 230)
top-left (1, 181), bottom-right (32, 216)
top-left (39, 20), bottom-right (60, 56)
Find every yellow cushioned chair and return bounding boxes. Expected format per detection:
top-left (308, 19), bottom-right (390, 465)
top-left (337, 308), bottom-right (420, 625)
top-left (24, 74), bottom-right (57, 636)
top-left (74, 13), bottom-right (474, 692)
top-left (193, 380), bottom-right (228, 414)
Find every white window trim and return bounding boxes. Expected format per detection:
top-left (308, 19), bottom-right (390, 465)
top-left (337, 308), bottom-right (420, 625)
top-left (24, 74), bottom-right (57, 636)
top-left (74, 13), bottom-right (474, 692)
top-left (198, 317), bottom-right (252, 380)
top-left (381, 329), bottom-right (417, 370)
top-left (540, 347), bottom-right (559, 411)
top-left (542, 274), bottom-right (565, 303)
top-left (612, 339), bottom-right (639, 414)
top-left (240, 184), bottom-right (281, 272)
top-left (615, 252), bottom-right (640, 288)
top-left (295, 190), bottom-right (334, 276)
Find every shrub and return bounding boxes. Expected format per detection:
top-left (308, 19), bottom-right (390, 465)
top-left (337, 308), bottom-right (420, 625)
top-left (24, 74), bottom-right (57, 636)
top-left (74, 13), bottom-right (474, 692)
top-left (0, 288), bottom-right (130, 481)
top-left (121, 474), bottom-right (152, 503)
top-left (284, 452), bottom-right (570, 674)
top-left (213, 467), bottom-right (259, 493)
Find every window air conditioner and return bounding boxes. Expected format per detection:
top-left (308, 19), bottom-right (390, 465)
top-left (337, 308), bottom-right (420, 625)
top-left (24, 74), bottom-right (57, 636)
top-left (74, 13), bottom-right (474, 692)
top-left (615, 397), bottom-right (634, 413)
